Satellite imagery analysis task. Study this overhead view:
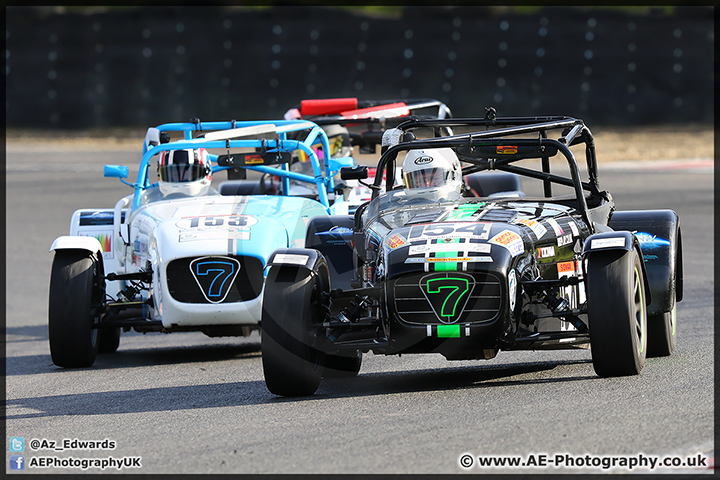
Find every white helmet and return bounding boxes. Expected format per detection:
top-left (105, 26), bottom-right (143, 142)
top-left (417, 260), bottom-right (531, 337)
top-left (402, 148), bottom-right (462, 191)
top-left (158, 148), bottom-right (212, 196)
top-left (323, 124), bottom-right (353, 158)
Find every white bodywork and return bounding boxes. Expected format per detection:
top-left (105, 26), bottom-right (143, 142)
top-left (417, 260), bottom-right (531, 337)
top-left (53, 187), bottom-right (330, 330)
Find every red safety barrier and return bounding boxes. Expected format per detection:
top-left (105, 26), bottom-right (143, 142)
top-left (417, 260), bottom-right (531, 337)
top-left (340, 102), bottom-right (410, 120)
top-left (300, 98), bottom-right (359, 116)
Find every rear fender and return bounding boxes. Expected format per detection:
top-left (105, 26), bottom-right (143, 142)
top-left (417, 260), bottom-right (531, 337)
top-left (582, 231), bottom-right (652, 307)
top-left (609, 210), bottom-right (682, 312)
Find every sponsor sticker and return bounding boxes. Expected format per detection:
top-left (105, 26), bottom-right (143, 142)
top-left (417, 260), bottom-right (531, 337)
top-left (537, 246), bottom-right (555, 259)
top-left (557, 233), bottom-right (574, 247)
top-left (515, 218), bottom-right (547, 239)
top-left (385, 235), bottom-right (406, 249)
top-left (409, 243), bottom-right (491, 255)
top-left (405, 256), bottom-right (492, 264)
top-left (546, 217), bottom-right (564, 236)
top-left (316, 226), bottom-right (353, 238)
top-left (568, 220), bottom-right (580, 237)
top-left (243, 154), bottom-right (264, 165)
top-left (490, 230), bottom-right (524, 257)
top-left (79, 230), bottom-right (114, 260)
top-left (273, 253), bottom-right (309, 266)
top-left (497, 145), bottom-right (518, 154)
top-left (557, 261), bottom-right (576, 275)
top-left (179, 230), bottom-right (250, 242)
top-left (635, 232), bottom-right (671, 250)
top-left (591, 237), bottom-right (626, 249)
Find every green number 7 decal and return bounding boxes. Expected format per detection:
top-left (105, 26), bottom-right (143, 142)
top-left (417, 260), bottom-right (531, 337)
top-left (421, 274), bottom-right (475, 323)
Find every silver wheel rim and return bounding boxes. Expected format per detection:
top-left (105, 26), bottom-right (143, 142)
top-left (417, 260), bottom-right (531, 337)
top-left (633, 266), bottom-right (647, 355)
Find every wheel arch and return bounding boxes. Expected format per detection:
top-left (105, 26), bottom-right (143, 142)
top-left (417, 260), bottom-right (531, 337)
top-left (608, 209), bottom-right (682, 310)
top-left (266, 247), bottom-right (331, 292)
top-left (583, 231), bottom-right (652, 306)
top-left (50, 236), bottom-right (106, 277)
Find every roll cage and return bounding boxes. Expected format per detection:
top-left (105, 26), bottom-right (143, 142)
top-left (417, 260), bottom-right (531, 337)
top-left (115, 119), bottom-right (354, 212)
top-left (369, 113), bottom-right (610, 234)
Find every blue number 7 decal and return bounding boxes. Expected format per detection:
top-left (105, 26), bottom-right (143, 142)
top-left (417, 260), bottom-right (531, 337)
top-left (190, 257), bottom-right (241, 303)
top-left (195, 261), bottom-right (236, 297)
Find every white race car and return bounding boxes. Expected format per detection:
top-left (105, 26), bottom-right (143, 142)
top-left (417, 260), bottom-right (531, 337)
top-left (48, 119), bottom-right (354, 367)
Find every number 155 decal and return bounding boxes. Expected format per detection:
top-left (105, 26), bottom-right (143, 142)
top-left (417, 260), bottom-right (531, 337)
top-left (176, 215), bottom-right (258, 230)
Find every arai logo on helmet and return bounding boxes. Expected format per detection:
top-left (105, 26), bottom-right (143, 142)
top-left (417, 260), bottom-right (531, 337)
top-left (414, 155), bottom-right (434, 165)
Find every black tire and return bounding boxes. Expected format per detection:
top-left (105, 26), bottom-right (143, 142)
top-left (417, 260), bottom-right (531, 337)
top-left (587, 248), bottom-right (648, 377)
top-left (261, 265), bottom-right (326, 396)
top-left (323, 350), bottom-right (362, 378)
top-left (647, 297), bottom-right (676, 357)
top-left (98, 327), bottom-right (121, 354)
top-left (48, 251), bottom-right (100, 367)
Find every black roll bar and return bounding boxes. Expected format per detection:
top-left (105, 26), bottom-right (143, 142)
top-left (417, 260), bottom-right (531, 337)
top-left (371, 117), bottom-right (602, 232)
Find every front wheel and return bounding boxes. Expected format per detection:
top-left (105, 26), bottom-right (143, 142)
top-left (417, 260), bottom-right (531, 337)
top-left (261, 264), bottom-right (327, 396)
top-left (587, 248), bottom-right (648, 377)
top-left (48, 251), bottom-right (101, 367)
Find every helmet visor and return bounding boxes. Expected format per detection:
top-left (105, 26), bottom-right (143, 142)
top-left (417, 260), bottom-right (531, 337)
top-left (404, 167), bottom-right (449, 189)
top-left (159, 150), bottom-right (207, 182)
top-left (159, 163), bottom-right (207, 182)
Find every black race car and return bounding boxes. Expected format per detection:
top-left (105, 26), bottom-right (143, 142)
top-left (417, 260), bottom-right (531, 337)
top-left (260, 111), bottom-right (683, 397)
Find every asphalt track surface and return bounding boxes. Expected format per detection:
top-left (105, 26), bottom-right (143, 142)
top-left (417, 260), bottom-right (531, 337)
top-left (5, 148), bottom-right (714, 474)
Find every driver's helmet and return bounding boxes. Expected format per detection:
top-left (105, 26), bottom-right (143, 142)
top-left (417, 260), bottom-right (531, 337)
top-left (402, 148), bottom-right (462, 191)
top-left (297, 124), bottom-right (352, 163)
top-left (158, 148), bottom-right (212, 196)
top-left (323, 124), bottom-right (353, 159)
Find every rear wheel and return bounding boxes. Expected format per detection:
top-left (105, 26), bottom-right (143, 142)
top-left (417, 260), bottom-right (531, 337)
top-left (587, 249), bottom-right (647, 377)
top-left (98, 327), bottom-right (121, 353)
top-left (261, 265), bottom-right (326, 396)
top-left (323, 350), bottom-right (362, 378)
top-left (647, 295), bottom-right (676, 357)
top-left (48, 251), bottom-right (100, 367)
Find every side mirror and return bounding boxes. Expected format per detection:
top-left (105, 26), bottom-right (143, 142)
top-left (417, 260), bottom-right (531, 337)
top-left (340, 165), bottom-right (368, 180)
top-left (144, 127), bottom-right (161, 149)
top-left (104, 165), bottom-right (129, 179)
